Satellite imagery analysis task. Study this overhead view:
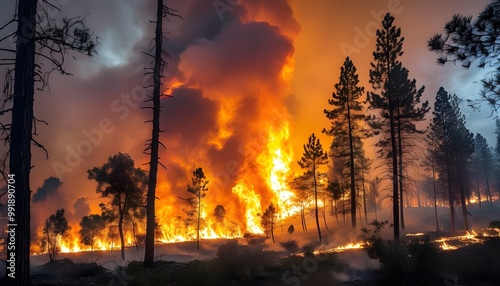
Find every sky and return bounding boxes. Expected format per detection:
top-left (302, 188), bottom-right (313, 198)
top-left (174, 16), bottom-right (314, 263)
top-left (0, 0), bottom-right (496, 233)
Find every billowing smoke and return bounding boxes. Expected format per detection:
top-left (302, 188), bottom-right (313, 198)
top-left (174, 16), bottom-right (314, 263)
top-left (32, 177), bottom-right (62, 203)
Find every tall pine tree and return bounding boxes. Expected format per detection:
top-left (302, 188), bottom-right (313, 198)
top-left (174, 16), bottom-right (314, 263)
top-left (324, 57), bottom-right (366, 230)
top-left (298, 133), bottom-right (328, 244)
top-left (429, 87), bottom-right (474, 232)
top-left (367, 13), bottom-right (403, 239)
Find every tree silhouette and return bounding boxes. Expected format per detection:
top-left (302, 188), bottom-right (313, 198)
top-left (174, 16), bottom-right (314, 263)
top-left (0, 2), bottom-right (97, 283)
top-left (87, 153), bottom-right (148, 260)
top-left (180, 167), bottom-right (208, 250)
top-left (428, 1), bottom-right (500, 111)
top-left (43, 208), bottom-right (70, 262)
top-left (143, 0), bottom-right (179, 265)
top-left (298, 133), bottom-right (328, 244)
top-left (79, 214), bottom-right (106, 253)
top-left (261, 203), bottom-right (277, 243)
top-left (290, 172), bottom-right (312, 232)
top-left (429, 87), bottom-right (475, 231)
top-left (367, 13), bottom-right (403, 240)
top-left (0, 0), bottom-right (97, 285)
top-left (324, 57), bottom-right (366, 230)
top-left (390, 63), bottom-right (429, 231)
top-left (474, 133), bottom-right (494, 206)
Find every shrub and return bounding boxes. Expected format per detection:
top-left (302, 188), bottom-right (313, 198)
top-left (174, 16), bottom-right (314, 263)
top-left (361, 220), bottom-right (441, 284)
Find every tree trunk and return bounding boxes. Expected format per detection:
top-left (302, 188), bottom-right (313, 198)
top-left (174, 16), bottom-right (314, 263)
top-left (144, 0), bottom-right (164, 265)
top-left (397, 113), bottom-right (405, 231)
top-left (347, 96), bottom-right (356, 230)
top-left (300, 204), bottom-right (307, 231)
top-left (432, 159), bottom-right (439, 232)
top-left (271, 215), bottom-right (275, 243)
top-left (457, 162), bottom-right (469, 231)
top-left (482, 157), bottom-right (492, 208)
top-left (361, 159), bottom-right (368, 223)
top-left (389, 98), bottom-right (400, 239)
top-left (474, 171), bottom-right (482, 209)
top-left (322, 193), bottom-right (329, 231)
top-left (4, 1), bottom-right (37, 284)
top-left (118, 213), bottom-right (125, 261)
top-left (196, 190), bottom-right (201, 250)
top-left (442, 118), bottom-right (455, 232)
top-left (313, 165), bottom-right (322, 244)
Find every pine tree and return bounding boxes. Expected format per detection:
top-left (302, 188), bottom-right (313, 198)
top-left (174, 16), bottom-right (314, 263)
top-left (429, 87), bottom-right (475, 232)
top-left (428, 1), bottom-right (500, 110)
top-left (390, 64), bottom-right (429, 231)
top-left (298, 133), bottom-right (328, 244)
top-left (367, 13), bottom-right (403, 239)
top-left (324, 57), bottom-right (366, 230)
top-left (181, 167), bottom-right (208, 250)
top-left (261, 203), bottom-right (277, 243)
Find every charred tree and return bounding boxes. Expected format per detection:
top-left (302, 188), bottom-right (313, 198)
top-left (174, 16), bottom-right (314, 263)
top-left (0, 1), bottom-right (96, 284)
top-left (143, 0), bottom-right (179, 265)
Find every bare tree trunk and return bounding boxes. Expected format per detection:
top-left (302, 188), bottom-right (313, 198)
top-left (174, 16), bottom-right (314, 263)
top-left (397, 115), bottom-right (405, 232)
top-left (483, 160), bottom-right (493, 208)
top-left (346, 96), bottom-right (356, 230)
top-left (196, 189), bottom-right (201, 250)
top-left (389, 98), bottom-right (400, 239)
top-left (144, 0), bottom-right (164, 265)
top-left (313, 166), bottom-right (322, 244)
top-left (457, 162), bottom-right (469, 231)
top-left (432, 159), bottom-right (439, 232)
top-left (361, 159), bottom-right (368, 223)
top-left (4, 1), bottom-right (37, 284)
top-left (474, 170), bottom-right (482, 209)
top-left (118, 214), bottom-right (125, 261)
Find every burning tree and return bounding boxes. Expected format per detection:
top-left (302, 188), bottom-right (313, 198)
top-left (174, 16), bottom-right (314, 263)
top-left (180, 167), bottom-right (208, 250)
top-left (79, 214), bottom-right (106, 252)
top-left (87, 153), bottom-right (148, 260)
top-left (43, 208), bottom-right (70, 262)
top-left (260, 203), bottom-right (277, 243)
top-left (298, 133), bottom-right (328, 244)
